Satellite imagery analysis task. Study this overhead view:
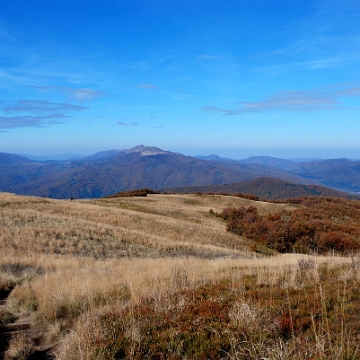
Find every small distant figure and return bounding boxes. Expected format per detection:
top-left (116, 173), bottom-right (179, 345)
top-left (71, 197), bottom-right (73, 201)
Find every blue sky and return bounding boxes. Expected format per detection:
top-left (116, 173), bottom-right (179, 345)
top-left (1, 0), bottom-right (360, 159)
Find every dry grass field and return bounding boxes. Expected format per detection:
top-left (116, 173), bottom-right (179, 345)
top-left (0, 192), bottom-right (359, 359)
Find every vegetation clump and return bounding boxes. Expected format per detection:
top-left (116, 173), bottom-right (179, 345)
top-left (58, 262), bottom-right (360, 359)
top-left (220, 197), bottom-right (360, 254)
top-left (106, 188), bottom-right (160, 198)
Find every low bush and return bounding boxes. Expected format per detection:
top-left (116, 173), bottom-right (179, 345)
top-left (106, 188), bottom-right (160, 198)
top-left (57, 262), bottom-right (360, 359)
top-left (220, 197), bottom-right (360, 254)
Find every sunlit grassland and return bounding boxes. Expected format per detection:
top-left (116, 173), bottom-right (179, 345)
top-left (1, 193), bottom-right (265, 259)
top-left (0, 191), bottom-right (359, 359)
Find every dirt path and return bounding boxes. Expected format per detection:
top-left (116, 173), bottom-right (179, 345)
top-left (0, 289), bottom-right (55, 360)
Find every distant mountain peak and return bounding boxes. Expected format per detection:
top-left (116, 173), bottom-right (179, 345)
top-left (125, 145), bottom-right (169, 156)
top-left (241, 155), bottom-right (295, 169)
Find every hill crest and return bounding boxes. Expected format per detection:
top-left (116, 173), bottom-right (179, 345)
top-left (124, 145), bottom-right (171, 156)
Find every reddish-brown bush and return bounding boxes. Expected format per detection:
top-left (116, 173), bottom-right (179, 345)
top-left (220, 197), bottom-right (360, 254)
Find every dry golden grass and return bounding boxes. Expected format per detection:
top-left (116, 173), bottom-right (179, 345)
top-left (51, 254), bottom-right (359, 360)
top-left (0, 191), bottom-right (357, 359)
top-left (1, 192), bottom-right (267, 259)
top-left (4, 332), bottom-right (34, 360)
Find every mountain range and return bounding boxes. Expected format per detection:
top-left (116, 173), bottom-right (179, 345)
top-left (0, 145), bottom-right (359, 199)
top-left (236, 155), bottom-right (360, 193)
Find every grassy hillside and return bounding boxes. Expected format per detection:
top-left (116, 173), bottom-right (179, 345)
top-left (0, 192), bottom-right (359, 359)
top-left (0, 192), bottom-right (275, 259)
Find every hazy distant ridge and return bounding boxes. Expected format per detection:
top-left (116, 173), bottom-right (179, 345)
top-left (1, 145), bottom-right (360, 198)
top-left (163, 177), bottom-right (358, 200)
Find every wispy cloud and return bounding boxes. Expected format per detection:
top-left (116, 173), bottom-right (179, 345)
top-left (337, 86), bottom-right (360, 96)
top-left (254, 56), bottom-right (355, 77)
top-left (253, 30), bottom-right (360, 78)
top-left (116, 121), bottom-right (139, 126)
top-left (0, 27), bottom-right (15, 40)
top-left (0, 100), bottom-right (88, 128)
top-left (135, 83), bottom-right (158, 90)
top-left (33, 86), bottom-right (106, 100)
top-left (1, 100), bottom-right (88, 114)
top-left (0, 114), bottom-right (67, 129)
top-left (0, 69), bottom-right (23, 84)
top-left (201, 84), bottom-right (360, 116)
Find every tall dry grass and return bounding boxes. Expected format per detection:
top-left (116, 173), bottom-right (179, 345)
top-left (1, 191), bottom-right (358, 359)
top-left (52, 254), bottom-right (359, 359)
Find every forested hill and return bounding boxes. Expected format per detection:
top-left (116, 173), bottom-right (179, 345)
top-left (237, 156), bottom-right (360, 193)
top-left (163, 177), bottom-right (359, 200)
top-left (1, 146), bottom-right (360, 199)
top-left (0, 146), bottom-right (312, 199)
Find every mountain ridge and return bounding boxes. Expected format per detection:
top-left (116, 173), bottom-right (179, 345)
top-left (162, 176), bottom-right (358, 200)
top-left (1, 145), bottom-right (359, 198)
